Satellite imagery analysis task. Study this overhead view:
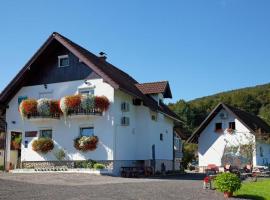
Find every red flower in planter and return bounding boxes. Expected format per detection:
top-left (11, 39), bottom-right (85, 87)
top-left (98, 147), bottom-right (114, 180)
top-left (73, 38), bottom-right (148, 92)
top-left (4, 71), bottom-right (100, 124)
top-left (50, 100), bottom-right (62, 115)
top-left (65, 95), bottom-right (81, 109)
top-left (94, 96), bottom-right (110, 112)
top-left (74, 136), bottom-right (99, 151)
top-left (32, 138), bottom-right (54, 153)
top-left (19, 99), bottom-right (37, 117)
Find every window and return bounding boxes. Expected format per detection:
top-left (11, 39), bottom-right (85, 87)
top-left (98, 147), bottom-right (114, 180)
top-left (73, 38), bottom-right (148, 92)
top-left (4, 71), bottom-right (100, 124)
top-left (151, 115), bottom-right (157, 121)
top-left (215, 123), bottom-right (222, 131)
top-left (40, 129), bottom-right (52, 139)
top-left (24, 141), bottom-right (28, 148)
top-left (160, 133), bottom-right (163, 141)
top-left (121, 117), bottom-right (130, 126)
top-left (58, 55), bottom-right (69, 67)
top-left (259, 146), bottom-right (264, 157)
top-left (229, 122), bottom-right (236, 130)
top-left (78, 88), bottom-right (94, 96)
top-left (80, 127), bottom-right (94, 137)
top-left (121, 102), bottom-right (130, 112)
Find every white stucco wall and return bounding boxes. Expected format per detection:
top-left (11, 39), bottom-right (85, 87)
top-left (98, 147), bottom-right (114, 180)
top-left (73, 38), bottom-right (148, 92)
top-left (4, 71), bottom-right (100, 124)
top-left (198, 108), bottom-right (257, 167)
top-left (114, 90), bottom-right (174, 162)
top-left (5, 79), bottom-right (175, 168)
top-left (6, 79), bottom-right (115, 162)
top-left (255, 142), bottom-right (270, 166)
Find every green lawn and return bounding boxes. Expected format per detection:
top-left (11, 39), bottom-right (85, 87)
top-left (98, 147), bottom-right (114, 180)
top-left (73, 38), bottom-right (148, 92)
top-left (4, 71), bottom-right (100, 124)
top-left (234, 179), bottom-right (270, 200)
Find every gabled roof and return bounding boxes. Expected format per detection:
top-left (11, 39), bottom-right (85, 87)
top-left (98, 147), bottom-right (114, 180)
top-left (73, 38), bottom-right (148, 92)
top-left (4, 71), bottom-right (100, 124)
top-left (187, 103), bottom-right (270, 143)
top-left (0, 32), bottom-right (180, 122)
top-left (135, 81), bottom-right (172, 98)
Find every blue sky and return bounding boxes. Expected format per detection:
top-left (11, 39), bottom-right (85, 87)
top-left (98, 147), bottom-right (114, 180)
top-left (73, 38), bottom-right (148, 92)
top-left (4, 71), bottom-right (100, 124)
top-left (0, 0), bottom-right (269, 103)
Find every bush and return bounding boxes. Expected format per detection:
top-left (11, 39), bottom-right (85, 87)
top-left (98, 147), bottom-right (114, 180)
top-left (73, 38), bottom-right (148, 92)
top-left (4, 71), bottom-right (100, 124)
top-left (214, 173), bottom-right (241, 193)
top-left (0, 165), bottom-right (4, 171)
top-left (74, 160), bottom-right (97, 168)
top-left (74, 136), bottom-right (99, 151)
top-left (32, 138), bottom-right (54, 153)
top-left (54, 148), bottom-right (66, 161)
top-left (93, 163), bottom-right (105, 170)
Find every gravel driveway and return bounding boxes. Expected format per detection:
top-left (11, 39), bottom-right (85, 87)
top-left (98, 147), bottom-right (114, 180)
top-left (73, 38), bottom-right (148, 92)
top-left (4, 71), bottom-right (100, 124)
top-left (0, 173), bottom-right (245, 200)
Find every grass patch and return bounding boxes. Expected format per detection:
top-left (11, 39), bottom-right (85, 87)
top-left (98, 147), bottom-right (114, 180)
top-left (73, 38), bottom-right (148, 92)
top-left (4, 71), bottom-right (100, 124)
top-left (234, 179), bottom-right (270, 200)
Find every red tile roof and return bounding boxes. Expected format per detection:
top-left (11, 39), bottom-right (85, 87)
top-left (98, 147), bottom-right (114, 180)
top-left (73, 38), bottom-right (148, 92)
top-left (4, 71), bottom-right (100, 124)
top-left (135, 81), bottom-right (172, 98)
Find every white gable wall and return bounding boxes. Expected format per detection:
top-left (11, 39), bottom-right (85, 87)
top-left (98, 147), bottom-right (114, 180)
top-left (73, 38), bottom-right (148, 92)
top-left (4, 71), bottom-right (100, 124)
top-left (198, 108), bottom-right (255, 167)
top-left (5, 79), bottom-right (115, 163)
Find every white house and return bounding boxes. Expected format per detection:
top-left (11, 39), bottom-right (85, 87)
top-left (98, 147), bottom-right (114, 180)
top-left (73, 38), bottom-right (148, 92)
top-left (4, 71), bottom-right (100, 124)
top-left (187, 103), bottom-right (270, 171)
top-left (0, 32), bottom-right (182, 174)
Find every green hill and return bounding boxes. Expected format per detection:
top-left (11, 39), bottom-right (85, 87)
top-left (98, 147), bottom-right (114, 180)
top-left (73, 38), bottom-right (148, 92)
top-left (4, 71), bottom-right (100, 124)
top-left (169, 83), bottom-right (270, 136)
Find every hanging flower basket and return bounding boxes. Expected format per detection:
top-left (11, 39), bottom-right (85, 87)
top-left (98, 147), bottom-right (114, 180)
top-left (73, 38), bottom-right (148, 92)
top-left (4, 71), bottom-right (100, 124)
top-left (37, 98), bottom-right (51, 116)
top-left (74, 136), bottom-right (99, 151)
top-left (50, 100), bottom-right (62, 116)
top-left (19, 99), bottom-right (38, 118)
top-left (94, 96), bottom-right (110, 112)
top-left (81, 95), bottom-right (95, 112)
top-left (32, 138), bottom-right (54, 153)
top-left (60, 95), bottom-right (81, 116)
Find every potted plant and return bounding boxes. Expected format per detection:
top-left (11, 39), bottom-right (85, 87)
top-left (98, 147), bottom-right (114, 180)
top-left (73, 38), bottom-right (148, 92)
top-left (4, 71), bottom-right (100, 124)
top-left (32, 137), bottom-right (54, 153)
top-left (60, 95), bottom-right (81, 116)
top-left (11, 135), bottom-right (22, 150)
top-left (94, 96), bottom-right (110, 112)
top-left (50, 100), bottom-right (62, 116)
top-left (19, 99), bottom-right (38, 118)
top-left (74, 135), bottom-right (99, 151)
top-left (214, 173), bottom-right (241, 198)
top-left (37, 98), bottom-right (51, 116)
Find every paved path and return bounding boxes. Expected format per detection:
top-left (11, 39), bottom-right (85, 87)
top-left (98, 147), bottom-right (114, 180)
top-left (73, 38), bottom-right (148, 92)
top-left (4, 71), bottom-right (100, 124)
top-left (0, 173), bottom-right (245, 200)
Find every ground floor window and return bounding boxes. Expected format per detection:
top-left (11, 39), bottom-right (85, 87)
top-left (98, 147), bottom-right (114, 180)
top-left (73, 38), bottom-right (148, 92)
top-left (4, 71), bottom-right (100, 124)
top-left (80, 127), bottom-right (94, 137)
top-left (39, 129), bottom-right (52, 139)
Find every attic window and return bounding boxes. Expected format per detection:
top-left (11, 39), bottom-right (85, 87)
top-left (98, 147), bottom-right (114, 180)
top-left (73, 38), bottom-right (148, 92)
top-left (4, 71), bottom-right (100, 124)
top-left (229, 122), bottom-right (236, 130)
top-left (58, 55), bottom-right (69, 67)
top-left (215, 123), bottom-right (222, 132)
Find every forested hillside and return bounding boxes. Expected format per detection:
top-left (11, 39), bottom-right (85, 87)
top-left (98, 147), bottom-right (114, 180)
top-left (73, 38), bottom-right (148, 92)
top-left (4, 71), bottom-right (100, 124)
top-left (169, 83), bottom-right (270, 136)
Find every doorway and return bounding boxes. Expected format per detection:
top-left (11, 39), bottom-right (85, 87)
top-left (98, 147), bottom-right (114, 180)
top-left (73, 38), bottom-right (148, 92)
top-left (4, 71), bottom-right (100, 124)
top-left (10, 131), bottom-right (22, 169)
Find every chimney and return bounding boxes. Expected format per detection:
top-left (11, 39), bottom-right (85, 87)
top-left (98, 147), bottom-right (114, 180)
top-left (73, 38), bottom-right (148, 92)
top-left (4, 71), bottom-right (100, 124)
top-left (99, 52), bottom-right (107, 61)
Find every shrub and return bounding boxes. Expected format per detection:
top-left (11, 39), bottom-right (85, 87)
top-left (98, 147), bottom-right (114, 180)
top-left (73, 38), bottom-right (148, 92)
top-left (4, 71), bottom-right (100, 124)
top-left (54, 148), bottom-right (66, 161)
top-left (214, 173), bottom-right (241, 193)
top-left (74, 136), bottom-right (99, 151)
top-left (74, 160), bottom-right (97, 168)
top-left (0, 165), bottom-right (4, 171)
top-left (32, 138), bottom-right (54, 153)
top-left (37, 98), bottom-right (51, 116)
top-left (94, 96), bottom-right (110, 112)
top-left (19, 99), bottom-right (37, 118)
top-left (93, 163), bottom-right (105, 170)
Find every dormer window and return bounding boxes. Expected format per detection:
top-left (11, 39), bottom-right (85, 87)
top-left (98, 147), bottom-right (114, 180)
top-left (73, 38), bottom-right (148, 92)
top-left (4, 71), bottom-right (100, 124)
top-left (58, 55), bottom-right (69, 67)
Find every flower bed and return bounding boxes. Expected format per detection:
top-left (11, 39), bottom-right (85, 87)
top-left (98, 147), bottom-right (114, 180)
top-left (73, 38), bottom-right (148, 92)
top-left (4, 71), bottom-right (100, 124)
top-left (74, 136), bottom-right (99, 151)
top-left (32, 138), bottom-right (54, 153)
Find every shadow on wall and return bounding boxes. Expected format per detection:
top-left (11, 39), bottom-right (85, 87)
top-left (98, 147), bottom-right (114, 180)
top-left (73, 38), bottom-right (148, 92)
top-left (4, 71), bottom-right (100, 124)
top-left (199, 132), bottom-right (221, 156)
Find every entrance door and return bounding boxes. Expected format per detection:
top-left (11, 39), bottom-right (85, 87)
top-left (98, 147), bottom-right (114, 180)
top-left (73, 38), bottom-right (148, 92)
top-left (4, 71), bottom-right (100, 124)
top-left (10, 132), bottom-right (22, 169)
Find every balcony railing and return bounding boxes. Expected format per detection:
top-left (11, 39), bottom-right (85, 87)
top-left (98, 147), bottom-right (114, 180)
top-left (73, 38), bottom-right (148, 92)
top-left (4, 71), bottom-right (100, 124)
top-left (67, 106), bottom-right (102, 116)
top-left (25, 112), bottom-right (61, 120)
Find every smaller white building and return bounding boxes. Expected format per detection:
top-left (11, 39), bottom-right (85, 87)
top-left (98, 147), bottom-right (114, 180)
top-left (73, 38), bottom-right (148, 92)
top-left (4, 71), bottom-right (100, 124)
top-left (188, 103), bottom-right (270, 171)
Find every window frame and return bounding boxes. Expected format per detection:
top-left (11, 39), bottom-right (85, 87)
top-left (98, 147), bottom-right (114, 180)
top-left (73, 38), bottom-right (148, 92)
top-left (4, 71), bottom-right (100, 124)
top-left (160, 133), bottom-right (163, 141)
top-left (215, 122), bottom-right (223, 131)
top-left (229, 122), bottom-right (236, 130)
top-left (79, 127), bottom-right (94, 137)
top-left (58, 55), bottom-right (70, 68)
top-left (39, 129), bottom-right (53, 139)
top-left (78, 88), bottom-right (95, 96)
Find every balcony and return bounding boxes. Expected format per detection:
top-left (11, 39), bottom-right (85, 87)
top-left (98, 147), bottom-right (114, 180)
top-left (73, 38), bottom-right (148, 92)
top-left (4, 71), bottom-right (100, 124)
top-left (25, 112), bottom-right (61, 122)
top-left (68, 106), bottom-right (102, 119)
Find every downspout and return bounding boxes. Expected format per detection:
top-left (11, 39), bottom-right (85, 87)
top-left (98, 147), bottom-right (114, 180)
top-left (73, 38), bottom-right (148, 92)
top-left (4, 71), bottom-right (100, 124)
top-left (3, 119), bottom-right (7, 172)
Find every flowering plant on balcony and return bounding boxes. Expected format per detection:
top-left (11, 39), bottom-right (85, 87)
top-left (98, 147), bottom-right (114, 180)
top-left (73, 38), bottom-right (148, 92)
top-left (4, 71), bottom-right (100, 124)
top-left (50, 100), bottom-right (62, 115)
top-left (81, 95), bottom-right (95, 111)
top-left (37, 98), bottom-right (51, 116)
top-left (32, 137), bottom-right (54, 153)
top-left (95, 96), bottom-right (110, 112)
top-left (74, 135), bottom-right (99, 151)
top-left (60, 95), bottom-right (81, 116)
top-left (19, 99), bottom-right (38, 118)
